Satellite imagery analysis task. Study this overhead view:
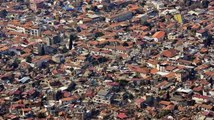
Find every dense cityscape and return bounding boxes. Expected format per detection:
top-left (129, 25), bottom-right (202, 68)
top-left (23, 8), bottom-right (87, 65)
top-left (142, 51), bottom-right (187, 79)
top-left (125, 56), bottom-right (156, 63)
top-left (0, 0), bottom-right (213, 119)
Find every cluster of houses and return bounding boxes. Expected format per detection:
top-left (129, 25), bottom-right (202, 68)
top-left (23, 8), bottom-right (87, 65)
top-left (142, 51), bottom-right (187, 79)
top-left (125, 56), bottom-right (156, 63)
top-left (0, 0), bottom-right (213, 119)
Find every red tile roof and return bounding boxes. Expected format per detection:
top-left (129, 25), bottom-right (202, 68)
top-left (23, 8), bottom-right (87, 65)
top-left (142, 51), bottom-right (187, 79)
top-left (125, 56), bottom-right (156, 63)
top-left (193, 94), bottom-right (209, 100)
top-left (117, 113), bottom-right (128, 119)
top-left (162, 49), bottom-right (178, 58)
top-left (127, 65), bottom-right (150, 74)
top-left (160, 101), bottom-right (171, 106)
top-left (152, 31), bottom-right (165, 39)
top-left (150, 68), bottom-right (158, 74)
top-left (204, 71), bottom-right (214, 77)
top-left (0, 46), bottom-right (9, 52)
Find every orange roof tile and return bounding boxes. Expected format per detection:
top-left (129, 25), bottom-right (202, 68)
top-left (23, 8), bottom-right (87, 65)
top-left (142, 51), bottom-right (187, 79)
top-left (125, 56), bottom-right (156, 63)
top-left (165, 66), bottom-right (176, 71)
top-left (152, 31), bottom-right (165, 39)
top-left (156, 80), bottom-right (168, 88)
top-left (0, 46), bottom-right (9, 52)
top-left (200, 48), bottom-right (208, 53)
top-left (204, 71), bottom-right (214, 77)
top-left (164, 72), bottom-right (176, 79)
top-left (200, 104), bottom-right (213, 110)
top-left (60, 96), bottom-right (77, 102)
top-left (150, 68), bottom-right (158, 74)
top-left (159, 101), bottom-right (171, 106)
top-left (127, 65), bottom-right (150, 74)
top-left (162, 49), bottom-right (178, 58)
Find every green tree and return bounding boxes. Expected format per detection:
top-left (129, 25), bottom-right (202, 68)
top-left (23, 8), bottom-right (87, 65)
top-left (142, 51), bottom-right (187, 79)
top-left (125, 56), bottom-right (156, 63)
top-left (26, 56), bottom-right (32, 63)
top-left (156, 110), bottom-right (170, 119)
top-left (95, 32), bottom-right (104, 38)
